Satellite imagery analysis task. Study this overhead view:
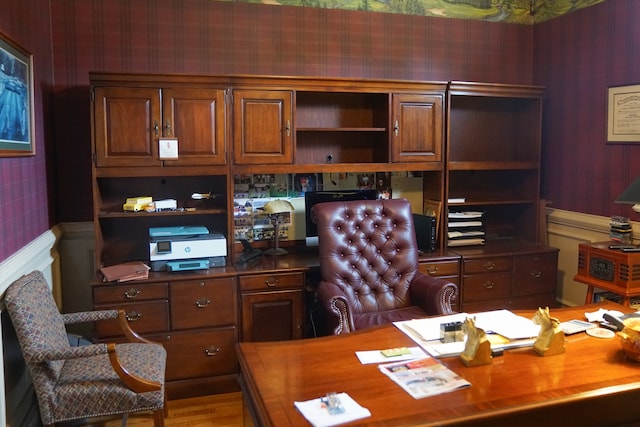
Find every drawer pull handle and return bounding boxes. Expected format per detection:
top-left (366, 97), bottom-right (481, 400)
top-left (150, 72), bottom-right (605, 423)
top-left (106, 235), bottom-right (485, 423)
top-left (124, 288), bottom-right (140, 299)
top-left (204, 346), bottom-right (221, 356)
top-left (265, 277), bottom-right (279, 287)
top-left (195, 297), bottom-right (211, 308)
top-left (531, 271), bottom-right (542, 279)
top-left (483, 262), bottom-right (496, 271)
top-left (483, 281), bottom-right (495, 290)
top-left (125, 311), bottom-right (142, 322)
top-left (426, 266), bottom-right (439, 275)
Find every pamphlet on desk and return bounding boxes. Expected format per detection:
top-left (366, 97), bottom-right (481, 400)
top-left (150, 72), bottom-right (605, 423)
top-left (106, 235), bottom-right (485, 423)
top-left (378, 357), bottom-right (471, 399)
top-left (395, 309), bottom-right (540, 358)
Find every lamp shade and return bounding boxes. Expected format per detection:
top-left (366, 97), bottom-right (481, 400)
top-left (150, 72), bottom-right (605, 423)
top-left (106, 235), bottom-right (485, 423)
top-left (262, 199), bottom-right (294, 214)
top-left (616, 175), bottom-right (640, 204)
top-left (616, 175), bottom-right (640, 213)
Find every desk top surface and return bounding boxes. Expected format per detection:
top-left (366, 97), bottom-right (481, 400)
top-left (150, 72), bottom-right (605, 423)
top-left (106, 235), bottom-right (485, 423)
top-left (238, 301), bottom-right (640, 427)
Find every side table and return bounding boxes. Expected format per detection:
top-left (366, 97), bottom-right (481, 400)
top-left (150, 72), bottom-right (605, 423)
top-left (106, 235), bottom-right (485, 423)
top-left (574, 241), bottom-right (640, 307)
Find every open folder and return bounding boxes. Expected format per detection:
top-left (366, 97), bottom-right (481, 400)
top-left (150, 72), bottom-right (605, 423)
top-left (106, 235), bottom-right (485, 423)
top-left (395, 310), bottom-right (540, 358)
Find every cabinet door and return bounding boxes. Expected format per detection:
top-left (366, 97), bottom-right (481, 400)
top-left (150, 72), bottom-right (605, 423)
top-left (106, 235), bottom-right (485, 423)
top-left (391, 93), bottom-right (443, 163)
top-left (232, 90), bottom-right (293, 165)
top-left (241, 289), bottom-right (303, 342)
top-left (93, 86), bottom-right (162, 167)
top-left (162, 88), bottom-right (227, 166)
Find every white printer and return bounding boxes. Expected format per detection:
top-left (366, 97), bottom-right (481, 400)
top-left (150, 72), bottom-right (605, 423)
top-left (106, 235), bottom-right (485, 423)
top-left (149, 226), bottom-right (227, 272)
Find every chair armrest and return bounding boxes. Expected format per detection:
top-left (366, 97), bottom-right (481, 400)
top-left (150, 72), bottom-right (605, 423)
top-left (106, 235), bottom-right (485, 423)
top-left (410, 272), bottom-right (458, 316)
top-left (29, 342), bottom-right (110, 363)
top-left (63, 310), bottom-right (156, 345)
top-left (62, 309), bottom-right (119, 325)
top-left (316, 281), bottom-right (355, 335)
top-left (107, 343), bottom-right (162, 393)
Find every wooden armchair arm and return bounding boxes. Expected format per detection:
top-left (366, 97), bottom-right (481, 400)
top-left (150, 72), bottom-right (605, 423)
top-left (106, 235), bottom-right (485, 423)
top-left (117, 309), bottom-right (157, 344)
top-left (106, 343), bottom-right (162, 393)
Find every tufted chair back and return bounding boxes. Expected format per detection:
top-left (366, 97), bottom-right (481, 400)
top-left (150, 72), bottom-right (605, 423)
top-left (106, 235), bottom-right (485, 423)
top-left (312, 198), bottom-right (457, 334)
top-left (3, 270), bottom-right (167, 426)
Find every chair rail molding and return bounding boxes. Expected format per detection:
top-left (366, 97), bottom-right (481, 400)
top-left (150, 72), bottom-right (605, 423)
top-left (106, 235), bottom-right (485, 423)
top-left (546, 208), bottom-right (638, 307)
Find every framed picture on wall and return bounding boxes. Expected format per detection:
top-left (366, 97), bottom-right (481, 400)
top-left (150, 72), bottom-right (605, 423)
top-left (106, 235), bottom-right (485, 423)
top-left (0, 31), bottom-right (35, 156)
top-left (607, 84), bottom-right (640, 144)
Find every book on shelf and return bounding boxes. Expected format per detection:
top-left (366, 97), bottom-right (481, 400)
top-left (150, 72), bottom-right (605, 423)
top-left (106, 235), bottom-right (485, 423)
top-left (447, 197), bottom-right (466, 204)
top-left (447, 238), bottom-right (485, 247)
top-left (100, 261), bottom-right (151, 283)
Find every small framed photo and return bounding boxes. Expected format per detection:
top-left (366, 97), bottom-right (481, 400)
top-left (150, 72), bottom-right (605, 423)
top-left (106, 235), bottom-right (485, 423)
top-left (0, 31), bottom-right (35, 156)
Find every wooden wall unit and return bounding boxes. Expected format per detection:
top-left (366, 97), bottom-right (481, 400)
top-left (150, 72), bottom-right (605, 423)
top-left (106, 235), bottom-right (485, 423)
top-left (89, 73), bottom-right (557, 399)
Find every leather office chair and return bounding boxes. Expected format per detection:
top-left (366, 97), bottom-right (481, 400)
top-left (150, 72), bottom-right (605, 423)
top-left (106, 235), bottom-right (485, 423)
top-left (3, 270), bottom-right (167, 427)
top-left (312, 198), bottom-right (457, 335)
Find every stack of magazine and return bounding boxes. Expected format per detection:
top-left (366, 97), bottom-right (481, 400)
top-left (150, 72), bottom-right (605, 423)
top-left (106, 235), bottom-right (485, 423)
top-left (447, 209), bottom-right (485, 247)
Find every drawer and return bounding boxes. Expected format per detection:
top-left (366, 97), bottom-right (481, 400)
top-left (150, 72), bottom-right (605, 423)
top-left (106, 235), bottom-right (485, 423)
top-left (462, 272), bottom-right (511, 303)
top-left (239, 272), bottom-right (304, 292)
top-left (95, 300), bottom-right (170, 337)
top-left (512, 253), bottom-right (558, 297)
top-left (93, 282), bottom-right (169, 304)
top-left (154, 326), bottom-right (238, 381)
top-left (170, 277), bottom-right (237, 330)
top-left (463, 257), bottom-right (512, 275)
top-left (419, 260), bottom-right (459, 277)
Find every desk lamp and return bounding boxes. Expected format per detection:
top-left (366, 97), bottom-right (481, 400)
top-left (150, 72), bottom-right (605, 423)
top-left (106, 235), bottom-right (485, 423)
top-left (616, 175), bottom-right (640, 214)
top-left (261, 199), bottom-right (294, 256)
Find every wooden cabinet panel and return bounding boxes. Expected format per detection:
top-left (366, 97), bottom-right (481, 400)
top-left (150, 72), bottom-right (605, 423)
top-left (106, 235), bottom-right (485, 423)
top-left (232, 89), bottom-right (293, 165)
top-left (391, 93), bottom-right (443, 163)
top-left (462, 257), bottom-right (512, 275)
top-left (95, 300), bottom-right (170, 337)
top-left (419, 260), bottom-right (459, 277)
top-left (93, 282), bottom-right (169, 304)
top-left (461, 272), bottom-right (512, 303)
top-left (93, 86), bottom-right (162, 167)
top-left (238, 272), bottom-right (304, 292)
top-left (241, 289), bottom-right (304, 342)
top-left (512, 252), bottom-right (558, 297)
top-left (170, 278), bottom-right (236, 330)
top-left (162, 88), bottom-right (227, 166)
top-left (156, 327), bottom-right (238, 381)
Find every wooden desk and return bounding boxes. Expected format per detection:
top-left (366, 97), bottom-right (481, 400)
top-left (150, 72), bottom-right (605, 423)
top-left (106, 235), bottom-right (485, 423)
top-left (238, 302), bottom-right (640, 427)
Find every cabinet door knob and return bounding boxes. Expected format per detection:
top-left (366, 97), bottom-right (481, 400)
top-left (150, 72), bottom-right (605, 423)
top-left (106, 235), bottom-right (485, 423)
top-left (483, 281), bottom-right (495, 290)
top-left (153, 120), bottom-right (159, 137)
top-left (483, 262), bottom-right (496, 271)
top-left (265, 277), bottom-right (279, 287)
top-left (285, 120), bottom-right (291, 137)
top-left (195, 297), bottom-right (211, 308)
top-left (530, 271), bottom-right (542, 279)
top-left (394, 119), bottom-right (399, 136)
top-left (124, 288), bottom-right (140, 299)
top-left (426, 265), bottom-right (439, 275)
top-left (204, 346), bottom-right (221, 356)
top-left (125, 311), bottom-right (142, 322)
top-left (164, 119), bottom-right (172, 136)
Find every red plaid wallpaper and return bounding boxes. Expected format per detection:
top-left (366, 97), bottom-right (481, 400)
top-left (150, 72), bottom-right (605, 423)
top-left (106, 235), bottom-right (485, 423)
top-left (1, 0), bottom-right (638, 263)
top-left (536, 1), bottom-right (640, 218)
top-left (49, 0), bottom-right (534, 227)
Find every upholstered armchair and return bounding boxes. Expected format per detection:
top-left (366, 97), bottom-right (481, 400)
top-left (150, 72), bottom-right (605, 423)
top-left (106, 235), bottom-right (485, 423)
top-left (312, 198), bottom-right (457, 335)
top-left (3, 270), bottom-right (167, 427)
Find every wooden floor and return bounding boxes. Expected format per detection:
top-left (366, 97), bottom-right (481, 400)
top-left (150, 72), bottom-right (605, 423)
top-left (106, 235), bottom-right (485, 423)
top-left (71, 392), bottom-right (243, 427)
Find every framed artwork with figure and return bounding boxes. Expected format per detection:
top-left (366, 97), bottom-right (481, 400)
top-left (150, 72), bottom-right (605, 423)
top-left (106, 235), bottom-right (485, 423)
top-left (0, 31), bottom-right (34, 156)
